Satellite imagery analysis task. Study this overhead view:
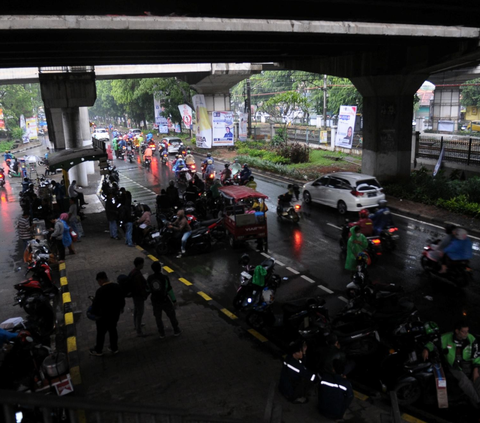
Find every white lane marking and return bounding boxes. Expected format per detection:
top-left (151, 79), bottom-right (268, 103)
top-left (286, 267), bottom-right (300, 274)
top-left (318, 285), bottom-right (334, 293)
top-left (301, 275), bottom-right (315, 283)
top-left (327, 222), bottom-right (342, 230)
top-left (338, 296), bottom-right (349, 303)
top-left (261, 252), bottom-right (271, 259)
top-left (276, 260), bottom-right (286, 266)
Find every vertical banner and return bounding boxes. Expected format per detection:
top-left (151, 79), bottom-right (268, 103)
top-left (26, 117), bottom-right (38, 140)
top-left (238, 112), bottom-right (248, 141)
top-left (20, 115), bottom-right (26, 131)
top-left (154, 97), bottom-right (169, 134)
top-left (178, 104), bottom-right (193, 129)
top-left (335, 105), bottom-right (357, 149)
top-left (0, 109), bottom-right (6, 130)
top-left (433, 144), bottom-right (445, 177)
top-left (192, 94), bottom-right (212, 148)
top-left (212, 111), bottom-right (234, 146)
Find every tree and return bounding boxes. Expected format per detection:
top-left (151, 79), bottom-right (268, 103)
top-left (461, 78), bottom-right (480, 107)
top-left (89, 80), bottom-right (126, 124)
top-left (110, 79), bottom-right (153, 128)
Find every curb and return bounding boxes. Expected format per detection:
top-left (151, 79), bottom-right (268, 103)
top-left (11, 141), bottom-right (43, 155)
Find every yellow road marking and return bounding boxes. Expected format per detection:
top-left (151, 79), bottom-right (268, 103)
top-left (221, 309), bottom-right (238, 320)
top-left (248, 329), bottom-right (268, 343)
top-left (70, 366), bottom-right (82, 385)
top-left (64, 312), bottom-right (74, 325)
top-left (59, 263), bottom-right (66, 271)
top-left (163, 266), bottom-right (174, 273)
top-left (77, 410), bottom-right (87, 423)
top-left (135, 245), bottom-right (144, 251)
top-left (179, 277), bottom-right (192, 286)
top-left (401, 414), bottom-right (427, 423)
top-left (197, 291), bottom-right (212, 301)
top-left (354, 390), bottom-right (369, 401)
top-left (62, 292), bottom-right (71, 304)
top-left (67, 336), bottom-right (77, 353)
top-left (148, 255), bottom-right (158, 261)
top-left (60, 276), bottom-right (68, 286)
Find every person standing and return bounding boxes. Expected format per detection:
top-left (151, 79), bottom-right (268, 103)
top-left (345, 226), bottom-right (367, 273)
top-left (118, 200), bottom-right (134, 247)
top-left (105, 193), bottom-right (119, 240)
top-left (59, 213), bottom-right (75, 256)
top-left (146, 261), bottom-right (180, 338)
top-left (89, 271), bottom-right (125, 356)
top-left (49, 215), bottom-right (69, 263)
top-left (129, 257), bottom-right (148, 337)
top-left (16, 209), bottom-right (32, 251)
top-left (67, 198), bottom-right (83, 242)
top-left (68, 180), bottom-right (88, 209)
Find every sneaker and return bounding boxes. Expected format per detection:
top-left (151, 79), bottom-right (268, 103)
top-left (176, 253), bottom-right (182, 258)
top-left (107, 347), bottom-right (119, 355)
top-left (181, 249), bottom-right (186, 254)
top-left (293, 397), bottom-right (308, 404)
top-left (159, 333), bottom-right (166, 339)
top-left (89, 348), bottom-right (103, 357)
top-left (174, 329), bottom-right (181, 337)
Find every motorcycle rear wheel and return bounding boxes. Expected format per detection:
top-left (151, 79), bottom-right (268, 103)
top-left (394, 379), bottom-right (422, 406)
top-left (156, 242), bottom-right (169, 256)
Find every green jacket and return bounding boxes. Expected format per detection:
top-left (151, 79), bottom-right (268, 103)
top-left (426, 332), bottom-right (480, 370)
top-left (345, 226), bottom-right (368, 271)
top-left (112, 138), bottom-right (118, 150)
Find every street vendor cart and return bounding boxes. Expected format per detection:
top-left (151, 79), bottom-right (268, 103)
top-left (218, 185), bottom-right (269, 252)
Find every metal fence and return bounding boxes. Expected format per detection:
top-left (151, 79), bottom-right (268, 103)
top-left (0, 390), bottom-right (253, 423)
top-left (417, 135), bottom-right (480, 166)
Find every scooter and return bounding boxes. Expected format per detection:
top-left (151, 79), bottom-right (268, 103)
top-left (276, 199), bottom-right (301, 223)
top-left (13, 292), bottom-right (56, 339)
top-left (126, 149), bottom-right (135, 163)
top-left (421, 242), bottom-right (473, 288)
top-left (161, 151), bottom-right (169, 164)
top-left (0, 167), bottom-right (5, 187)
top-left (14, 260), bottom-right (58, 296)
top-left (339, 221), bottom-right (382, 263)
top-left (144, 157), bottom-right (151, 169)
top-left (380, 225), bottom-right (400, 251)
top-left (154, 220), bottom-right (212, 256)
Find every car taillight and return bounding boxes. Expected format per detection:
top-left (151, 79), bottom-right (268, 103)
top-left (388, 227), bottom-right (398, 233)
top-left (294, 204), bottom-right (301, 210)
top-left (351, 190), bottom-right (364, 197)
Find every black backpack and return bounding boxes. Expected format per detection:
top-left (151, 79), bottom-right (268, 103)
top-left (117, 274), bottom-right (134, 298)
top-left (147, 274), bottom-right (169, 299)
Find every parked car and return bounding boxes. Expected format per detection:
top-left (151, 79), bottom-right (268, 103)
top-left (163, 137), bottom-right (183, 154)
top-left (92, 128), bottom-right (110, 141)
top-left (131, 128), bottom-right (142, 136)
top-left (302, 172), bottom-right (385, 215)
top-left (467, 121), bottom-right (480, 132)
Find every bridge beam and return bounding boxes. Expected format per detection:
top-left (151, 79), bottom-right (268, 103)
top-left (351, 74), bottom-right (427, 181)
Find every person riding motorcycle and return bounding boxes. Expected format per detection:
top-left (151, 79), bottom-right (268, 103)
top-left (348, 209), bottom-right (374, 237)
top-left (369, 200), bottom-right (394, 235)
top-left (440, 227), bottom-right (473, 274)
top-left (143, 145), bottom-right (153, 163)
top-left (202, 153), bottom-right (214, 177)
top-left (231, 158), bottom-right (241, 176)
top-left (277, 184), bottom-right (294, 213)
top-left (178, 143), bottom-right (187, 157)
top-left (173, 155), bottom-right (186, 178)
top-left (220, 163), bottom-right (232, 184)
top-left (245, 176), bottom-right (257, 190)
top-left (185, 150), bottom-right (195, 166)
top-left (204, 159), bottom-right (215, 180)
top-left (239, 163), bottom-right (251, 185)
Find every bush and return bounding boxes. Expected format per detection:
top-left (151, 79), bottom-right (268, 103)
top-left (9, 127), bottom-right (24, 142)
top-left (436, 195), bottom-right (480, 217)
top-left (274, 142), bottom-right (309, 164)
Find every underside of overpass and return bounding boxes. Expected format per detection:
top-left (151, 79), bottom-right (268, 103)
top-left (1, 4), bottom-right (480, 180)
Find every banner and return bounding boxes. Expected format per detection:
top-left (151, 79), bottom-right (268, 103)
top-left (212, 111), bottom-right (234, 146)
top-left (192, 94), bottom-right (212, 148)
top-left (26, 117), bottom-right (38, 140)
top-left (20, 115), bottom-right (26, 131)
top-left (154, 97), bottom-right (169, 134)
top-left (0, 109), bottom-right (5, 130)
top-left (433, 144), bottom-right (445, 177)
top-left (238, 112), bottom-right (247, 141)
top-left (178, 104), bottom-right (193, 129)
top-left (334, 106), bottom-right (357, 149)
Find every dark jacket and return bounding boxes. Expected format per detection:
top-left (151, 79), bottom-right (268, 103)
top-left (279, 354), bottom-right (316, 401)
top-left (317, 372), bottom-right (354, 420)
top-left (146, 272), bottom-right (176, 304)
top-left (91, 282), bottom-right (125, 321)
top-left (128, 268), bottom-right (148, 299)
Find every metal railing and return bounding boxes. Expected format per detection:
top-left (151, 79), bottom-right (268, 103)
top-left (0, 390), bottom-right (252, 423)
top-left (417, 135), bottom-right (480, 166)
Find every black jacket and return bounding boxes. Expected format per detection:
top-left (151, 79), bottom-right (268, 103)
top-left (91, 282), bottom-right (125, 321)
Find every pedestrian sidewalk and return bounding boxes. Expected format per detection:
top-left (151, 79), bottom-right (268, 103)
top-left (60, 196), bottom-right (421, 423)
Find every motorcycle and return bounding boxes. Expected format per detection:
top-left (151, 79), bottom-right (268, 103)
top-left (187, 162), bottom-right (197, 175)
top-left (147, 141), bottom-right (156, 154)
top-left (421, 241), bottom-right (473, 288)
top-left (126, 149), bottom-right (135, 163)
top-left (380, 225), bottom-right (400, 251)
top-left (144, 157), bottom-right (151, 169)
top-left (0, 167), bottom-right (5, 187)
top-left (13, 292), bottom-right (56, 339)
top-left (161, 151), bottom-right (169, 164)
top-left (176, 167), bottom-right (191, 184)
top-left (339, 221), bottom-right (382, 263)
top-left (14, 260), bottom-right (58, 296)
top-left (276, 199), bottom-right (301, 223)
top-left (190, 217), bottom-right (226, 241)
top-left (205, 170), bottom-right (216, 188)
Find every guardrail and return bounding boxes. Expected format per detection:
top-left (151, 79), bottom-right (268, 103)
top-left (417, 135), bottom-right (480, 166)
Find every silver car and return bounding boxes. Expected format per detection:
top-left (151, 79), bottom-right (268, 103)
top-left (302, 172), bottom-right (385, 215)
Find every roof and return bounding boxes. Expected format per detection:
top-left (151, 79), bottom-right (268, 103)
top-left (218, 185), bottom-right (268, 200)
top-left (325, 172), bottom-right (377, 181)
top-left (48, 147), bottom-right (107, 171)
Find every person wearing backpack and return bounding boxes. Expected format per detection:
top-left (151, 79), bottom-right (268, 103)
top-left (128, 257), bottom-right (148, 337)
top-left (146, 261), bottom-right (181, 339)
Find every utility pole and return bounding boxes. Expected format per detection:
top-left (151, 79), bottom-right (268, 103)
top-left (246, 78), bottom-right (252, 138)
top-left (323, 74), bottom-right (327, 130)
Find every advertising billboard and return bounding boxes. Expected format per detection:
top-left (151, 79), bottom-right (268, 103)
top-left (192, 94), bottom-right (212, 148)
top-left (334, 105), bottom-right (357, 149)
top-left (212, 111), bottom-right (234, 146)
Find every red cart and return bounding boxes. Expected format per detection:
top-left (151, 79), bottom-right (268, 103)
top-left (218, 185), bottom-right (269, 251)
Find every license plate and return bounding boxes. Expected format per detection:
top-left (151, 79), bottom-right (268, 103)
top-left (241, 271), bottom-right (252, 279)
top-left (151, 232), bottom-right (160, 238)
top-left (368, 192), bottom-right (377, 197)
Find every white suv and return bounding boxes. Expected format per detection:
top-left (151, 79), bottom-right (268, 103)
top-left (302, 172), bottom-right (385, 214)
top-left (92, 128), bottom-right (110, 141)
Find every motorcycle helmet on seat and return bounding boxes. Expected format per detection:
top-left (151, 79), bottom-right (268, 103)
top-left (356, 251), bottom-right (371, 267)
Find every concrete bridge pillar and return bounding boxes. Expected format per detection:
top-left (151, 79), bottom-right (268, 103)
top-left (351, 74), bottom-right (426, 181)
top-left (431, 86), bottom-right (461, 131)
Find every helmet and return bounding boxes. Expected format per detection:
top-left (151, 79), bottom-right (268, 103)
top-left (207, 153), bottom-right (212, 158)
top-left (187, 150), bottom-right (191, 154)
top-left (359, 209), bottom-right (369, 219)
top-left (287, 184), bottom-right (293, 189)
top-left (234, 159), bottom-right (239, 163)
top-left (239, 253), bottom-right (250, 266)
top-left (207, 159), bottom-right (213, 165)
top-left (243, 163), bottom-right (248, 167)
top-left (445, 223), bottom-right (457, 235)
top-left (378, 200), bottom-right (387, 208)
top-left (356, 251), bottom-right (370, 267)
top-left (224, 163), bottom-right (230, 168)
top-left (177, 155), bottom-right (181, 159)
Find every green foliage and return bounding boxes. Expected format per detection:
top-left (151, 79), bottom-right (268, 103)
top-left (0, 84), bottom-right (41, 135)
top-left (9, 127), bottom-right (24, 141)
top-left (272, 127), bottom-right (287, 146)
top-left (436, 196), bottom-right (480, 217)
top-left (274, 142), bottom-right (309, 164)
top-left (0, 140), bottom-right (15, 151)
top-left (235, 155), bottom-right (319, 179)
top-left (461, 78), bottom-right (480, 108)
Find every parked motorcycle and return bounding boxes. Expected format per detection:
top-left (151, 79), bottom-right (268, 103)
top-left (14, 260), bottom-right (58, 296)
top-left (13, 292), bottom-right (56, 339)
top-left (421, 241), bottom-right (473, 288)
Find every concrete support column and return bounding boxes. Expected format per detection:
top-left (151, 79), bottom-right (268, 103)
top-left (62, 107), bottom-right (88, 187)
top-left (79, 107), bottom-right (95, 175)
top-left (351, 74), bottom-right (426, 181)
top-left (431, 86), bottom-right (460, 131)
top-left (45, 108), bottom-right (66, 151)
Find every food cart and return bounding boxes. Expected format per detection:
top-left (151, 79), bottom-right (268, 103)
top-left (218, 185), bottom-right (269, 251)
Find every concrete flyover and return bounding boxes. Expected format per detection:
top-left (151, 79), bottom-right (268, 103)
top-left (1, 13), bottom-right (480, 180)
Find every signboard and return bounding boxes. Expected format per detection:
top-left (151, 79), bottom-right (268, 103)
top-left (238, 112), bottom-right (247, 141)
top-left (320, 130), bottom-right (328, 144)
top-left (192, 94), bottom-right (212, 148)
top-left (26, 117), bottom-right (38, 140)
top-left (0, 109), bottom-right (5, 130)
top-left (212, 111), bottom-right (234, 146)
top-left (154, 97), bottom-right (169, 134)
top-left (334, 105), bottom-right (357, 149)
top-left (178, 104), bottom-right (193, 129)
